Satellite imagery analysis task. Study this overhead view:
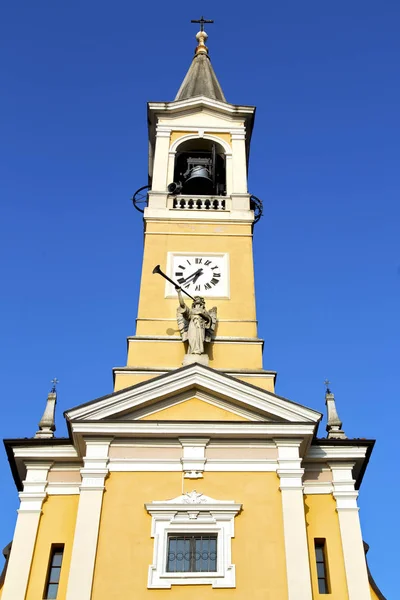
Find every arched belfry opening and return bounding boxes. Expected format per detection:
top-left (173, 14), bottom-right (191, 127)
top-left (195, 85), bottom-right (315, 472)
top-left (168, 139), bottom-right (226, 196)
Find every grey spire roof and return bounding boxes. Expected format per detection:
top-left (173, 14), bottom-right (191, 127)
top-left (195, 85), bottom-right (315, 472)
top-left (35, 387), bottom-right (57, 439)
top-left (175, 29), bottom-right (226, 103)
top-left (325, 387), bottom-right (347, 440)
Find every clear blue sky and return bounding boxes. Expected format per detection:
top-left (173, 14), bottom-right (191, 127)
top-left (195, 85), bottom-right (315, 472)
top-left (1, 1), bottom-right (399, 596)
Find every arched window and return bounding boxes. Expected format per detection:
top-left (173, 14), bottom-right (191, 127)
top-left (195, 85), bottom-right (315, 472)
top-left (170, 139), bottom-right (226, 196)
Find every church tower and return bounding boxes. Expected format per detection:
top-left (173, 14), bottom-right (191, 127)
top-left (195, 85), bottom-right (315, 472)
top-left (123, 19), bottom-right (267, 392)
top-left (0, 19), bottom-right (385, 600)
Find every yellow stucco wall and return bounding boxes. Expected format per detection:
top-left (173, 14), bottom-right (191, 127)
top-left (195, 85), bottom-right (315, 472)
top-left (135, 318), bottom-right (258, 338)
top-left (92, 471), bottom-right (288, 600)
top-left (235, 376), bottom-right (275, 392)
top-left (304, 494), bottom-right (348, 599)
top-left (25, 495), bottom-right (78, 600)
top-left (126, 339), bottom-right (263, 370)
top-left (137, 223), bottom-right (256, 326)
top-left (113, 371), bottom-right (275, 394)
top-left (141, 397), bottom-right (251, 421)
top-left (114, 371), bottom-right (160, 391)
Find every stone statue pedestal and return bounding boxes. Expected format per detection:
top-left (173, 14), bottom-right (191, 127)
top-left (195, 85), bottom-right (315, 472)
top-left (182, 354), bottom-right (209, 367)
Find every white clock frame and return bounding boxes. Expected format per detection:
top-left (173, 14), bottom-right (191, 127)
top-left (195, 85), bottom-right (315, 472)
top-left (165, 252), bottom-right (230, 299)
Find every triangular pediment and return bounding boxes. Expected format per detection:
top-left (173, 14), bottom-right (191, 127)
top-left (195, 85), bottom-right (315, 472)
top-left (65, 364), bottom-right (321, 426)
top-left (119, 393), bottom-right (259, 422)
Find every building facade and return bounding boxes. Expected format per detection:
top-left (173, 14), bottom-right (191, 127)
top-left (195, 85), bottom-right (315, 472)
top-left (0, 23), bottom-right (385, 600)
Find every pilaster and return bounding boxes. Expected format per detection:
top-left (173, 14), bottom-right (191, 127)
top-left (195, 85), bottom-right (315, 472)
top-left (2, 462), bottom-right (52, 600)
top-left (275, 440), bottom-right (312, 600)
top-left (231, 131), bottom-right (247, 194)
top-left (329, 462), bottom-right (370, 599)
top-left (66, 438), bottom-right (112, 600)
top-left (150, 127), bottom-right (171, 192)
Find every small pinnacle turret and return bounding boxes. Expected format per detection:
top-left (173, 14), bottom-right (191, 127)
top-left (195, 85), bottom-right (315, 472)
top-left (325, 383), bottom-right (347, 439)
top-left (175, 17), bottom-right (226, 103)
top-left (35, 381), bottom-right (58, 439)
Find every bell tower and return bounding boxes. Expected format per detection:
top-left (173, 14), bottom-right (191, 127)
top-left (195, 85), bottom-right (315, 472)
top-left (119, 22), bottom-right (270, 393)
top-left (1, 18), bottom-right (384, 600)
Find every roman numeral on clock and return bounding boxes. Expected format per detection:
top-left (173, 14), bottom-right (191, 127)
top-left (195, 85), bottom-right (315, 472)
top-left (211, 278), bottom-right (219, 286)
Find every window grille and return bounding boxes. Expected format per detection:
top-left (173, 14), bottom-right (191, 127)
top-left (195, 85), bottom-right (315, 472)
top-left (167, 534), bottom-right (217, 573)
top-left (44, 545), bottom-right (64, 599)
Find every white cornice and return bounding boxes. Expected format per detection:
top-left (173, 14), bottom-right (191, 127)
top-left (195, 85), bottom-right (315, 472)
top-left (70, 421), bottom-right (316, 438)
top-left (306, 445), bottom-right (368, 461)
top-left (13, 445), bottom-right (78, 459)
top-left (127, 336), bottom-right (263, 345)
top-left (148, 97), bottom-right (255, 117)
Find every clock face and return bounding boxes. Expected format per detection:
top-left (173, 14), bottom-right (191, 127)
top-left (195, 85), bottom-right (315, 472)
top-left (166, 253), bottom-right (229, 298)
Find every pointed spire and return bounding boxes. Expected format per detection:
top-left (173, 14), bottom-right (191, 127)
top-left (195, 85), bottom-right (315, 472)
top-left (175, 19), bottom-right (226, 103)
top-left (324, 380), bottom-right (347, 439)
top-left (35, 379), bottom-right (58, 439)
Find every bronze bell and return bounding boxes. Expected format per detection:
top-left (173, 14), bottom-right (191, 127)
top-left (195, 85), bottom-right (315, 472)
top-left (183, 165), bottom-right (213, 194)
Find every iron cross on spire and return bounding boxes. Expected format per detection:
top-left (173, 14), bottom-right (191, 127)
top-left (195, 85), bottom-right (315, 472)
top-left (191, 16), bottom-right (214, 32)
top-left (324, 379), bottom-right (331, 394)
top-left (51, 378), bottom-right (59, 393)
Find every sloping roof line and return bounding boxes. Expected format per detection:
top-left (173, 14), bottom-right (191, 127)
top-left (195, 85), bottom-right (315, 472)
top-left (63, 362), bottom-right (320, 419)
top-left (175, 53), bottom-right (226, 102)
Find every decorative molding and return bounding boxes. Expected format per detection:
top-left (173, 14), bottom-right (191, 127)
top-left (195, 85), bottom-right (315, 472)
top-left (66, 364), bottom-right (321, 425)
top-left (205, 459), bottom-right (278, 472)
top-left (303, 482), bottom-right (333, 495)
top-left (179, 438), bottom-right (209, 479)
top-left (307, 445), bottom-right (367, 461)
top-left (18, 462), bottom-right (52, 513)
top-left (329, 462), bottom-right (359, 511)
top-left (275, 439), bottom-right (304, 490)
top-left (70, 421), bottom-right (317, 439)
top-left (170, 133), bottom-right (232, 155)
top-left (144, 213), bottom-right (254, 225)
top-left (80, 438), bottom-right (112, 491)
top-left (109, 459), bottom-right (182, 472)
top-left (148, 96), bottom-right (255, 117)
top-left (47, 482), bottom-right (81, 495)
top-left (107, 457), bottom-right (279, 473)
top-left (145, 491), bottom-right (241, 589)
top-left (13, 445), bottom-right (78, 459)
top-left (128, 336), bottom-right (263, 344)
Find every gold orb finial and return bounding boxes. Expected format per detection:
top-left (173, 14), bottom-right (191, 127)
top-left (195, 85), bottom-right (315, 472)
top-left (191, 16), bottom-right (214, 56)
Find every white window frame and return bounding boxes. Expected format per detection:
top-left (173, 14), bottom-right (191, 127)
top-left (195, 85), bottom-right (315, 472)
top-left (145, 491), bottom-right (241, 588)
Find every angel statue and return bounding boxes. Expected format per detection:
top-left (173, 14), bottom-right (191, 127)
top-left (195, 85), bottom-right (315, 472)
top-left (176, 288), bottom-right (217, 356)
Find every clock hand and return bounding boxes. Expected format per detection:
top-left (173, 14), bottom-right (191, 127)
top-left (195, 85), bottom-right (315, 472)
top-left (182, 268), bottom-right (203, 284)
top-left (192, 270), bottom-right (203, 284)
